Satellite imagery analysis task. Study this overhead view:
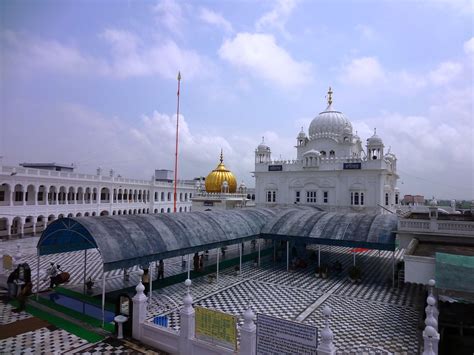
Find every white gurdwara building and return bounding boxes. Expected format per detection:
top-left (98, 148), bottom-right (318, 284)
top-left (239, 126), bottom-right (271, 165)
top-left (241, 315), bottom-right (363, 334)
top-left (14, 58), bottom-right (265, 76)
top-left (0, 164), bottom-right (194, 239)
top-left (254, 88), bottom-right (400, 214)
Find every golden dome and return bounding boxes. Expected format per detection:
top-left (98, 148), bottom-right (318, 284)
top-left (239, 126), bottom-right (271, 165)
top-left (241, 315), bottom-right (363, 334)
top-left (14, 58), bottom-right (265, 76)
top-left (205, 150), bottom-right (237, 193)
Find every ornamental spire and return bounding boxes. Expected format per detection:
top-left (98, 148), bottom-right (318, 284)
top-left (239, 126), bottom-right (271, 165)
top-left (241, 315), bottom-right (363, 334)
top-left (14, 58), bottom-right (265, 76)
top-left (220, 148), bottom-right (223, 163)
top-left (327, 86), bottom-right (333, 107)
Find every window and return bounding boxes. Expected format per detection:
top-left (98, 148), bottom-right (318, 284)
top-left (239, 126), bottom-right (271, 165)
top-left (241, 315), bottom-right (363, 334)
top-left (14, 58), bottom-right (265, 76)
top-left (329, 150), bottom-right (335, 157)
top-left (161, 192), bottom-right (164, 200)
top-left (320, 151), bottom-right (326, 156)
top-left (351, 192), bottom-right (364, 206)
top-left (167, 192), bottom-right (171, 201)
top-left (266, 190), bottom-right (276, 202)
top-left (0, 191), bottom-right (4, 201)
top-left (15, 191), bottom-right (23, 202)
top-left (154, 192), bottom-right (158, 201)
top-left (295, 191), bottom-right (300, 203)
top-left (38, 192), bottom-right (44, 201)
top-left (395, 194), bottom-right (399, 205)
top-left (385, 193), bottom-right (389, 206)
top-left (306, 191), bottom-right (317, 203)
top-left (323, 191), bottom-right (328, 203)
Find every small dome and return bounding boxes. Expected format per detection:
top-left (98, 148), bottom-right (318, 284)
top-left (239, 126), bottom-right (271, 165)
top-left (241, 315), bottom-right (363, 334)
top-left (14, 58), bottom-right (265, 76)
top-left (205, 151), bottom-right (237, 193)
top-left (297, 127), bottom-right (307, 139)
top-left (308, 88), bottom-right (353, 139)
top-left (367, 129), bottom-right (383, 145)
top-left (257, 137), bottom-right (270, 151)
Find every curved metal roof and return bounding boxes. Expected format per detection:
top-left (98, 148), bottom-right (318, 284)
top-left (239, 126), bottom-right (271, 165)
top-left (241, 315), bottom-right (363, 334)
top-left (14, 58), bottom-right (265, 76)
top-left (38, 208), bottom-right (277, 271)
top-left (38, 207), bottom-right (397, 271)
top-left (261, 209), bottom-right (398, 249)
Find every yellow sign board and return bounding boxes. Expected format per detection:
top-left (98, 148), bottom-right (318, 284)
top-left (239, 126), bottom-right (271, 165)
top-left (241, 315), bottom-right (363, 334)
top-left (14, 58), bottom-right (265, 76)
top-left (195, 306), bottom-right (237, 350)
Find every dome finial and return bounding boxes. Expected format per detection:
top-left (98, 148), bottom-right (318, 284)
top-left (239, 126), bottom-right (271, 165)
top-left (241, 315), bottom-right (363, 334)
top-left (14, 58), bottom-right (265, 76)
top-left (374, 127), bottom-right (377, 135)
top-left (327, 86), bottom-right (333, 107)
top-left (220, 148), bottom-right (223, 163)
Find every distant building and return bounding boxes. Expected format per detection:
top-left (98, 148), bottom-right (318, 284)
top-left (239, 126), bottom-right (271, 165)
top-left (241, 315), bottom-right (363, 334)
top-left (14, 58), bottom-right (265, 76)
top-left (0, 163), bottom-right (194, 239)
top-left (253, 88), bottom-right (400, 214)
top-left (402, 194), bottom-right (425, 206)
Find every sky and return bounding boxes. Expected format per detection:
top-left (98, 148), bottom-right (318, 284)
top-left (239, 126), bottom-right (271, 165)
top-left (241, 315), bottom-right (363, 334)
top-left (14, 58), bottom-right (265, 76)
top-left (0, 0), bottom-right (473, 199)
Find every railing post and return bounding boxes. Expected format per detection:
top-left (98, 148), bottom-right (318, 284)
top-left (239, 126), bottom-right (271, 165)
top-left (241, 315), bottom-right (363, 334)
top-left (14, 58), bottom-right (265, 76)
top-left (317, 306), bottom-right (335, 355)
top-left (239, 307), bottom-right (256, 355)
top-left (132, 269), bottom-right (147, 340)
top-left (179, 279), bottom-right (195, 355)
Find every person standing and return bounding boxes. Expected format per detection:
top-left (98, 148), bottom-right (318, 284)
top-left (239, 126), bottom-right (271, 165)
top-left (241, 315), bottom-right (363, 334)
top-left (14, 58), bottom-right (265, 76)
top-left (48, 262), bottom-right (58, 289)
top-left (157, 260), bottom-right (164, 280)
top-left (142, 268), bottom-right (150, 295)
top-left (193, 253), bottom-right (199, 272)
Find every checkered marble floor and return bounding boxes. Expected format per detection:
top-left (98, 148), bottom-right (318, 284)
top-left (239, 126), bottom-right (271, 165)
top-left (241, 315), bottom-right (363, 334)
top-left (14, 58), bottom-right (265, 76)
top-left (0, 301), bottom-right (32, 325)
top-left (0, 326), bottom-right (89, 354)
top-left (145, 247), bottom-right (423, 353)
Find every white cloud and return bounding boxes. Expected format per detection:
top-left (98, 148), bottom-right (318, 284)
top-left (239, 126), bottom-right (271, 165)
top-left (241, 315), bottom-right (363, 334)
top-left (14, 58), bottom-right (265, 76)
top-left (429, 61), bottom-right (462, 85)
top-left (339, 56), bottom-right (386, 86)
top-left (152, 0), bottom-right (185, 36)
top-left (199, 8), bottom-right (233, 33)
top-left (1, 30), bottom-right (209, 80)
top-left (464, 37), bottom-right (474, 55)
top-left (218, 32), bottom-right (312, 89)
top-left (355, 24), bottom-right (377, 41)
top-left (255, 0), bottom-right (298, 39)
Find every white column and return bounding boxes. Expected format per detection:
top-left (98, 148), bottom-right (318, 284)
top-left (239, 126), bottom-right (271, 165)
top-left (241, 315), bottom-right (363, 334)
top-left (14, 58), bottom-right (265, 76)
top-left (149, 262), bottom-right (153, 308)
top-left (258, 240), bottom-right (261, 267)
top-left (318, 245), bottom-right (321, 267)
top-left (240, 308), bottom-right (256, 355)
top-left (216, 248), bottom-right (220, 283)
top-left (132, 269), bottom-right (148, 340)
top-left (101, 271), bottom-right (106, 327)
top-left (286, 241), bottom-right (289, 271)
top-left (317, 306), bottom-right (336, 355)
top-left (179, 279), bottom-right (195, 355)
top-left (239, 243), bottom-right (242, 275)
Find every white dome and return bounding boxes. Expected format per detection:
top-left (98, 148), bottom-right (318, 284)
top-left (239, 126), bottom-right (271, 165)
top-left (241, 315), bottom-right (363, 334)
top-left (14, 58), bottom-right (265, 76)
top-left (308, 104), bottom-right (353, 139)
top-left (367, 129), bottom-right (383, 145)
top-left (257, 137), bottom-right (270, 151)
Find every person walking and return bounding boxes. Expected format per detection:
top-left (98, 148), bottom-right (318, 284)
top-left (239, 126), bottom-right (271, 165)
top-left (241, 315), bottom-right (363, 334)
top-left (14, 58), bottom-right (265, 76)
top-left (157, 260), bottom-right (164, 280)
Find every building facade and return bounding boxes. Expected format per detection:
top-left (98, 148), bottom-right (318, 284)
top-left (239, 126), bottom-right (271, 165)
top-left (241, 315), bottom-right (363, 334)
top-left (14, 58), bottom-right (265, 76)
top-left (0, 163), bottom-right (194, 239)
top-left (253, 88), bottom-right (400, 214)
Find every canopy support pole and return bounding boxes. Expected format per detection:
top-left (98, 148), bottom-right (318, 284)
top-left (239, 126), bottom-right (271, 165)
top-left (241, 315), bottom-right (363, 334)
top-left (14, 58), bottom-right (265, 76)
top-left (83, 249), bottom-right (87, 295)
top-left (286, 241), bottom-right (289, 271)
top-left (273, 241), bottom-right (276, 263)
top-left (318, 245), bottom-right (321, 268)
top-left (239, 243), bottom-right (242, 275)
top-left (149, 262), bottom-right (153, 307)
top-left (258, 239), bottom-right (261, 267)
top-left (187, 254), bottom-right (190, 279)
top-left (353, 250), bottom-right (356, 266)
top-left (392, 250), bottom-right (395, 288)
top-left (216, 248), bottom-right (220, 283)
top-left (36, 254), bottom-right (40, 301)
top-left (101, 271), bottom-right (105, 328)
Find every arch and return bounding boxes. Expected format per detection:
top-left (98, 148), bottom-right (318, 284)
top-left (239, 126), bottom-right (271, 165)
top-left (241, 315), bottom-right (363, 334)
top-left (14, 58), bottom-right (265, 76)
top-left (76, 213), bottom-right (82, 217)
top-left (36, 215), bottom-right (46, 232)
top-left (167, 208), bottom-right (171, 213)
top-left (146, 208), bottom-right (149, 214)
top-left (38, 185), bottom-right (47, 205)
top-left (0, 183), bottom-right (12, 206)
top-left (67, 186), bottom-right (76, 204)
top-left (184, 206), bottom-right (187, 212)
top-left (118, 210), bottom-right (122, 215)
top-left (160, 208), bottom-right (164, 213)
top-left (185, 193), bottom-right (188, 201)
top-left (167, 192), bottom-right (171, 201)
top-left (14, 184), bottom-right (24, 205)
top-left (11, 216), bottom-right (22, 235)
top-left (0, 217), bottom-right (9, 238)
top-left (154, 209), bottom-right (158, 213)
top-left (24, 215), bottom-right (34, 235)
top-left (133, 209), bottom-right (137, 215)
top-left (100, 210), bottom-right (109, 216)
top-left (180, 192), bottom-right (183, 202)
top-left (84, 212), bottom-right (90, 217)
top-left (118, 189), bottom-right (123, 202)
top-left (84, 187), bottom-right (92, 204)
top-left (329, 150), bottom-right (335, 157)
top-left (100, 187), bottom-right (110, 203)
top-left (67, 213), bottom-right (74, 218)
top-left (76, 187), bottom-right (84, 204)
top-left (161, 192), bottom-right (165, 201)
top-left (128, 209), bottom-right (132, 215)
top-left (25, 184), bottom-right (35, 205)
top-left (92, 188), bottom-right (98, 203)
top-left (154, 192), bottom-right (158, 202)
top-left (179, 207), bottom-right (182, 212)
top-left (112, 210), bottom-right (116, 215)
top-left (58, 186), bottom-right (67, 204)
top-left (92, 212), bottom-right (97, 216)
top-left (123, 210), bottom-right (127, 215)
top-left (47, 215), bottom-right (56, 225)
top-left (113, 189), bottom-right (117, 203)
top-left (58, 214), bottom-right (65, 219)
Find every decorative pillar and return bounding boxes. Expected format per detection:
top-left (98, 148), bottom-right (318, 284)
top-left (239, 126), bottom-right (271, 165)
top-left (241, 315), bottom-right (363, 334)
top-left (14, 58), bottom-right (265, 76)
top-left (422, 325), bottom-right (439, 355)
top-left (427, 279), bottom-right (439, 318)
top-left (179, 279), bottom-right (195, 355)
top-left (132, 269), bottom-right (148, 340)
top-left (239, 307), bottom-right (256, 355)
top-left (317, 306), bottom-right (336, 355)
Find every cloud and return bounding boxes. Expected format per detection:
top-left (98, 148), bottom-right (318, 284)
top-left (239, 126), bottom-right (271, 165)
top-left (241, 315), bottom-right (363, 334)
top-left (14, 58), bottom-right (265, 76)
top-left (2, 102), bottom-right (262, 186)
top-left (429, 61), bottom-right (462, 85)
top-left (199, 8), bottom-right (233, 33)
top-left (339, 56), bottom-right (386, 86)
top-left (218, 32), bottom-right (312, 89)
top-left (255, 0), bottom-right (298, 39)
top-left (152, 0), bottom-right (185, 36)
top-left (464, 37), bottom-right (474, 55)
top-left (355, 24), bottom-right (377, 41)
top-left (1, 30), bottom-right (209, 80)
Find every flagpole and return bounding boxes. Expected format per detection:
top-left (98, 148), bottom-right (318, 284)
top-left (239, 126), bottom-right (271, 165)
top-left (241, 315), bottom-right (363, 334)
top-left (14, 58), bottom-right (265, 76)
top-left (173, 71), bottom-right (181, 213)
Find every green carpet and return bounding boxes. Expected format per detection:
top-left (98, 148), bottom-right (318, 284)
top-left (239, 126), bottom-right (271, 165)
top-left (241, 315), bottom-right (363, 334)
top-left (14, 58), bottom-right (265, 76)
top-left (9, 300), bottom-right (105, 343)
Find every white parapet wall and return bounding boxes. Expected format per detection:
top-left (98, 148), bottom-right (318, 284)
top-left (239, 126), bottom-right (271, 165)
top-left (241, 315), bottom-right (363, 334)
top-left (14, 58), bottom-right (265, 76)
top-left (140, 322), bottom-right (180, 354)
